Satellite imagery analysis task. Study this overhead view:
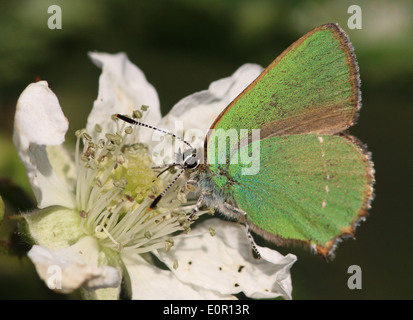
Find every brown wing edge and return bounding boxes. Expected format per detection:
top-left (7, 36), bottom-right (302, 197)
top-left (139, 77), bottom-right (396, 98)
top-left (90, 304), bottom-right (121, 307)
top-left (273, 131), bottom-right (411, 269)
top-left (329, 23), bottom-right (362, 128)
top-left (246, 133), bottom-right (375, 260)
top-left (204, 23), bottom-right (361, 160)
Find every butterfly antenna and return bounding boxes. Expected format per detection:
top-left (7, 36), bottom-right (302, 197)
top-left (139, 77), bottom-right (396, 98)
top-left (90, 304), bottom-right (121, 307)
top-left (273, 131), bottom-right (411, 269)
top-left (150, 167), bottom-right (186, 209)
top-left (115, 114), bottom-right (193, 150)
top-left (155, 164), bottom-right (180, 178)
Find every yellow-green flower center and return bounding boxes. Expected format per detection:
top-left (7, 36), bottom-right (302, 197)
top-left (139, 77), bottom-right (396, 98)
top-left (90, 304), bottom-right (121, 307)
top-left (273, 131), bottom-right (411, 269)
top-left (74, 115), bottom-right (192, 255)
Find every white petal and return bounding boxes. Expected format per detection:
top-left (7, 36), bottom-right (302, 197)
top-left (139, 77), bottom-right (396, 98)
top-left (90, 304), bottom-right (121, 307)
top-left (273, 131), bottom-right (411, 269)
top-left (249, 245), bottom-right (296, 299)
top-left (13, 81), bottom-right (76, 209)
top-left (27, 236), bottom-right (120, 294)
top-left (121, 253), bottom-right (236, 300)
top-left (13, 81), bottom-right (68, 147)
top-left (87, 52), bottom-right (161, 143)
top-left (46, 145), bottom-right (77, 189)
top-left (155, 219), bottom-right (297, 300)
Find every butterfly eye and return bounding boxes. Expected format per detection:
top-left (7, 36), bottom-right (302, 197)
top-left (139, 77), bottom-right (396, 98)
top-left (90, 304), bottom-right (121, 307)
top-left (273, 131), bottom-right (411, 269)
top-left (184, 152), bottom-right (199, 169)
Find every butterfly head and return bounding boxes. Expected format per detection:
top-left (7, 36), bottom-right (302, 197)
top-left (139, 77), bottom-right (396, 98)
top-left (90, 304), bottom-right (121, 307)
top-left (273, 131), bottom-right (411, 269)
top-left (176, 148), bottom-right (200, 171)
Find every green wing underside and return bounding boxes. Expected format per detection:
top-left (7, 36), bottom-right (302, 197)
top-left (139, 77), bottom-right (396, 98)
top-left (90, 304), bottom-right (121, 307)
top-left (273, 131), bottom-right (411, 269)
top-left (227, 134), bottom-right (373, 252)
top-left (204, 24), bottom-right (372, 256)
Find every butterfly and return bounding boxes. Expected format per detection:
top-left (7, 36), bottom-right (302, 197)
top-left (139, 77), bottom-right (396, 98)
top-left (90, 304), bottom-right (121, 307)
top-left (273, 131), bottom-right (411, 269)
top-left (117, 23), bottom-right (375, 259)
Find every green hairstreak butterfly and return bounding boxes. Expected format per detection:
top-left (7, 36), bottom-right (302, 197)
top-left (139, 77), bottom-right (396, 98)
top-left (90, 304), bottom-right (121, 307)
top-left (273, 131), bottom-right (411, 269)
top-left (117, 22), bottom-right (374, 259)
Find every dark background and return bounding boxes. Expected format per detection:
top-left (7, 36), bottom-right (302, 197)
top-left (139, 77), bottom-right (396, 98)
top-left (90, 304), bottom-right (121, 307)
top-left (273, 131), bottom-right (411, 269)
top-left (0, 0), bottom-right (412, 299)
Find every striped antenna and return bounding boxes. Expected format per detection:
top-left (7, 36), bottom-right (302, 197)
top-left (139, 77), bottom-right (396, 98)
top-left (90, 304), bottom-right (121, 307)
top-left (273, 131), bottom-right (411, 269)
top-left (115, 114), bottom-right (193, 150)
top-left (150, 168), bottom-right (186, 209)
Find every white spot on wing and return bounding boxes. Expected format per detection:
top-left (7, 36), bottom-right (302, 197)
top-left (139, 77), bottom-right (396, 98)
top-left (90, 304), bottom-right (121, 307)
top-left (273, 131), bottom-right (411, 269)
top-left (318, 136), bottom-right (329, 206)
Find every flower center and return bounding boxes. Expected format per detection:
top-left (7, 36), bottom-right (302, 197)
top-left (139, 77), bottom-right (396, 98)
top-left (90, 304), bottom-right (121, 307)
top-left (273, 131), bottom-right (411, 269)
top-left (74, 113), bottom-right (194, 254)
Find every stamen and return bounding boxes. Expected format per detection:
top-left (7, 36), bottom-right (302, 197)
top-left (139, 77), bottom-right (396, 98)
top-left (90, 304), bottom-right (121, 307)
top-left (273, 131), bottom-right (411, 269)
top-left (74, 115), bottom-right (195, 256)
top-left (95, 225), bottom-right (119, 246)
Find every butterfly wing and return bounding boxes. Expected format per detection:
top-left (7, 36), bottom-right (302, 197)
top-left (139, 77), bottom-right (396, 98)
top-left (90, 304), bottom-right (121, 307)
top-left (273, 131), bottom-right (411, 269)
top-left (206, 23), bottom-right (360, 153)
top-left (204, 23), bottom-right (374, 257)
top-left (227, 134), bottom-right (374, 257)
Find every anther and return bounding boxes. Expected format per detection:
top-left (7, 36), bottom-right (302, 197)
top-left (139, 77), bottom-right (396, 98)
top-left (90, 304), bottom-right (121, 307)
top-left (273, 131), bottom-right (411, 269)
top-left (164, 238), bottom-right (174, 252)
top-left (133, 110), bottom-right (143, 119)
top-left (209, 227), bottom-right (216, 237)
top-left (95, 124), bottom-right (102, 133)
top-left (125, 126), bottom-right (133, 134)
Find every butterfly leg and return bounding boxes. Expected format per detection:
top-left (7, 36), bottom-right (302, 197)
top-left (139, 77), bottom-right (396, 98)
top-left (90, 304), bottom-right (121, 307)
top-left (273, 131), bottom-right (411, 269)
top-left (185, 179), bottom-right (198, 188)
top-left (223, 203), bottom-right (261, 259)
top-left (185, 193), bottom-right (261, 259)
top-left (187, 192), bottom-right (207, 222)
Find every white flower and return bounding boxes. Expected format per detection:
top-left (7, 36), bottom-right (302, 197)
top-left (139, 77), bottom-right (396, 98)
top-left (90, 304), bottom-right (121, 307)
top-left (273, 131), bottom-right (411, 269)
top-left (13, 52), bottom-right (297, 300)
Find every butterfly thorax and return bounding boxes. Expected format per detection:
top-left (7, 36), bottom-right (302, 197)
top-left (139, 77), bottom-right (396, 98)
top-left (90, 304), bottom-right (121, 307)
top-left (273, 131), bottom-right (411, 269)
top-left (193, 166), bottom-right (238, 212)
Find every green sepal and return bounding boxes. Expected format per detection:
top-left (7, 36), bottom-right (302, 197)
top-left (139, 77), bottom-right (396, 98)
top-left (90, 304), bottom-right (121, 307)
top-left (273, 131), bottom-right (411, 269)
top-left (80, 286), bottom-right (121, 300)
top-left (23, 206), bottom-right (84, 250)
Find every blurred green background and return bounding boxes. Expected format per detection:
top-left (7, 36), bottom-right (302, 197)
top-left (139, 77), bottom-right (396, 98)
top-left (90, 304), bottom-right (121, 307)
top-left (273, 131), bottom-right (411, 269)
top-left (0, 0), bottom-right (412, 299)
